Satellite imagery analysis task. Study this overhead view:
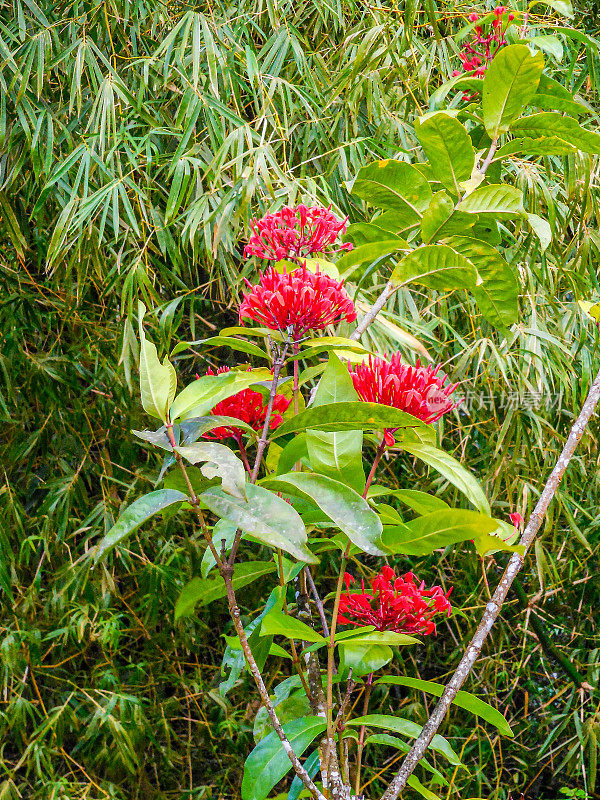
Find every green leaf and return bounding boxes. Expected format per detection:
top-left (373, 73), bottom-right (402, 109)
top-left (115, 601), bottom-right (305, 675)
top-left (529, 0), bottom-right (573, 17)
top-left (170, 368), bottom-right (272, 421)
top-left (529, 34), bottom-right (563, 61)
top-left (339, 643), bottom-right (393, 676)
top-left (200, 484), bottom-right (317, 564)
top-left (344, 221), bottom-right (406, 247)
top-left (306, 353), bottom-right (365, 493)
top-left (415, 113), bottom-right (475, 195)
top-left (179, 415), bottom-right (257, 441)
top-left (94, 489), bottom-right (188, 562)
top-left (176, 443), bottom-right (246, 499)
top-left (458, 184), bottom-right (524, 218)
top-left (406, 775), bottom-right (442, 800)
top-left (272, 402), bottom-right (430, 440)
top-left (383, 509), bottom-right (523, 557)
top-left (171, 335), bottom-right (268, 359)
top-left (401, 443), bottom-right (490, 514)
top-left (390, 245), bottom-right (478, 291)
top-left (175, 561), bottom-right (276, 619)
top-left (241, 717), bottom-right (327, 800)
top-left (446, 236), bottom-right (519, 327)
top-left (351, 159), bottom-right (432, 226)
top-left (510, 113), bottom-right (600, 154)
top-left (420, 192), bottom-right (476, 244)
top-left (138, 302), bottom-right (177, 421)
top-left (389, 489), bottom-right (449, 515)
top-left (527, 213), bottom-right (552, 252)
top-left (336, 239), bottom-right (410, 278)
top-left (338, 630), bottom-right (419, 646)
top-left (482, 44), bottom-right (545, 138)
top-left (346, 715), bottom-right (462, 765)
top-left (263, 472), bottom-right (384, 556)
top-left (260, 610), bottom-right (325, 643)
top-left (374, 677), bottom-right (514, 737)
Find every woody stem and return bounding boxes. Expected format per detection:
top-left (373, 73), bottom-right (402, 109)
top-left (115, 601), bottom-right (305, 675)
top-left (250, 342), bottom-right (290, 485)
top-left (354, 672), bottom-right (374, 796)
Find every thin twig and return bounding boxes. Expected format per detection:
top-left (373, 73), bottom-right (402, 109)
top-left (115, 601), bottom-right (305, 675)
top-left (380, 365), bottom-right (600, 800)
top-left (220, 567), bottom-right (327, 800)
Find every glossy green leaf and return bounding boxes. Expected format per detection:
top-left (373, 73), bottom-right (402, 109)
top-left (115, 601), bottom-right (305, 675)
top-left (510, 113), bottom-right (600, 154)
top-left (94, 489), bottom-right (187, 561)
top-left (458, 184), bottom-right (524, 218)
top-left (374, 677), bottom-right (514, 736)
top-left (351, 159), bottom-right (432, 226)
top-left (170, 368), bottom-right (272, 421)
top-left (529, 0), bottom-right (573, 18)
top-left (138, 302), bottom-right (177, 421)
top-left (482, 44), bottom-right (545, 137)
top-left (264, 472), bottom-right (384, 555)
top-left (241, 717), bottom-right (327, 800)
top-left (339, 643), bottom-right (393, 676)
top-left (420, 192), bottom-right (476, 244)
top-left (306, 353), bottom-right (365, 493)
top-left (260, 609), bottom-right (325, 643)
top-left (401, 443), bottom-right (490, 514)
top-left (390, 489), bottom-right (449, 515)
top-left (446, 236), bottom-right (519, 327)
top-left (528, 213), bottom-right (552, 252)
top-left (176, 443), bottom-right (246, 499)
top-left (337, 239), bottom-right (410, 278)
top-left (347, 715), bottom-right (462, 764)
top-left (383, 509), bottom-right (523, 557)
top-left (171, 335), bottom-right (268, 359)
top-left (390, 244), bottom-right (478, 290)
top-left (175, 561), bottom-right (276, 619)
top-left (272, 402), bottom-right (429, 440)
top-left (344, 221), bottom-right (406, 247)
top-left (416, 113), bottom-right (475, 195)
top-left (200, 484), bottom-right (317, 563)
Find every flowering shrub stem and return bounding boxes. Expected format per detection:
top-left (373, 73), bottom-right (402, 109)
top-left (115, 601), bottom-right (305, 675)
top-left (250, 341), bottom-right (290, 484)
top-left (380, 365), bottom-right (600, 800)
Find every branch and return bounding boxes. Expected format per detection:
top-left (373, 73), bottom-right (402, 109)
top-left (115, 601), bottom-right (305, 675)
top-left (380, 364), bottom-right (600, 800)
top-left (221, 567), bottom-right (327, 800)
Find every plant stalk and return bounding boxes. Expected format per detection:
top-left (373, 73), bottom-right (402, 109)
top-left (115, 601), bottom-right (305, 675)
top-left (379, 365), bottom-right (600, 800)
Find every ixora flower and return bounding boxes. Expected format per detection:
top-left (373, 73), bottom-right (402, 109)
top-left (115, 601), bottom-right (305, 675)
top-left (200, 367), bottom-right (291, 443)
top-left (338, 567), bottom-right (453, 636)
top-left (239, 265), bottom-right (356, 339)
top-left (349, 354), bottom-right (460, 445)
top-left (243, 205), bottom-right (353, 261)
top-left (453, 6), bottom-right (514, 91)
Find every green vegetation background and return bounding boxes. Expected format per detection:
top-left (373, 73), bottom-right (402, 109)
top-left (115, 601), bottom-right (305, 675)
top-left (1, 0), bottom-right (600, 798)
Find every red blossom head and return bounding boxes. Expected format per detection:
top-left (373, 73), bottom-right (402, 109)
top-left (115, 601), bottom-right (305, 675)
top-left (200, 367), bottom-right (291, 443)
top-left (338, 567), bottom-right (453, 636)
top-left (239, 265), bottom-right (356, 339)
top-left (509, 512), bottom-right (524, 529)
top-left (244, 205), bottom-right (353, 262)
top-left (349, 354), bottom-right (460, 445)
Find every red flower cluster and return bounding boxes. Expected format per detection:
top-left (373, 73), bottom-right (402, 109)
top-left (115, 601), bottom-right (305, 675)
top-left (239, 265), bottom-right (356, 339)
top-left (338, 567), bottom-right (452, 636)
top-left (349, 354), bottom-right (460, 445)
top-left (509, 512), bottom-right (524, 529)
top-left (201, 367), bottom-right (290, 443)
top-left (244, 205), bottom-right (353, 261)
top-left (453, 6), bottom-right (514, 93)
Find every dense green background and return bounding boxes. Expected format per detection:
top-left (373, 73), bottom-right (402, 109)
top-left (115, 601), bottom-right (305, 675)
top-left (1, 1), bottom-right (600, 798)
